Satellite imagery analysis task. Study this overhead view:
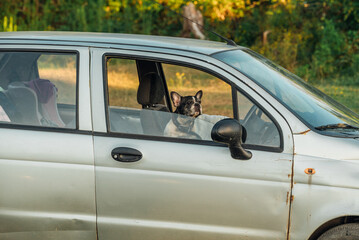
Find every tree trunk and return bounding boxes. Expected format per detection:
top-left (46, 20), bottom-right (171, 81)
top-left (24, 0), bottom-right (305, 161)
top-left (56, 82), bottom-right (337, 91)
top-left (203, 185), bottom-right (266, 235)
top-left (182, 3), bottom-right (205, 40)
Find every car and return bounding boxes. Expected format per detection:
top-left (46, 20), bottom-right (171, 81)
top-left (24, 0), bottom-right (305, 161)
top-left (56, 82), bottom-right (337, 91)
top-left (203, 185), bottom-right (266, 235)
top-left (0, 31), bottom-right (358, 240)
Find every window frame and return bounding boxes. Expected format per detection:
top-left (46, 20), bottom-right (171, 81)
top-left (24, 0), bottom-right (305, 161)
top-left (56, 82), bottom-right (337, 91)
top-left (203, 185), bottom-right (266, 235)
top-left (0, 49), bottom-right (81, 133)
top-left (103, 53), bottom-right (283, 152)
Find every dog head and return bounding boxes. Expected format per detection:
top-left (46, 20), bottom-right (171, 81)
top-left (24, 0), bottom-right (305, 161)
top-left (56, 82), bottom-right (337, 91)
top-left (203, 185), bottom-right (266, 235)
top-left (171, 90), bottom-right (203, 118)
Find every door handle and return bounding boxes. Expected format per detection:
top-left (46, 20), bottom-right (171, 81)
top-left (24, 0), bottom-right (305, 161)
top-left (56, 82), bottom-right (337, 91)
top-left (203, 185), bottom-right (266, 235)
top-left (111, 147), bottom-right (142, 162)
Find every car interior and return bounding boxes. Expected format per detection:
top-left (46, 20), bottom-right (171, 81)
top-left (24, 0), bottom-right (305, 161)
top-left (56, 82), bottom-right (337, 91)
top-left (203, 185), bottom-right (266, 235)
top-left (0, 52), bottom-right (76, 128)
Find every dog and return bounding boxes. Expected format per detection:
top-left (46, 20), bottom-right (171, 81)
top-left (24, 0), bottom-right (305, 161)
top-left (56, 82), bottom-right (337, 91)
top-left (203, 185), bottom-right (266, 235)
top-left (164, 90), bottom-right (203, 139)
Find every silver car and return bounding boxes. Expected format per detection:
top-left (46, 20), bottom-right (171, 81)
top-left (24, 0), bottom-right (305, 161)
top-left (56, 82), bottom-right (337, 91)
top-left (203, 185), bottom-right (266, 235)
top-left (0, 31), bottom-right (358, 240)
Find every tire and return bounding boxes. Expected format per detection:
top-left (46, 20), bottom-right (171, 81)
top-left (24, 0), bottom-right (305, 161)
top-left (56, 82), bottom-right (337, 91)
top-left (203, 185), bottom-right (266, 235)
top-left (317, 223), bottom-right (359, 240)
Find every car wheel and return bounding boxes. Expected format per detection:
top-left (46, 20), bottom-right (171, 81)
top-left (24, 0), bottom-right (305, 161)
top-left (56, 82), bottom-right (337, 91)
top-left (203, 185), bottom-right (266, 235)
top-left (317, 223), bottom-right (359, 240)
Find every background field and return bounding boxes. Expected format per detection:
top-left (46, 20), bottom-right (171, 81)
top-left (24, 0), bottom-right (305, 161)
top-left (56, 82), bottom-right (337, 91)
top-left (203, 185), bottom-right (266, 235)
top-left (107, 60), bottom-right (234, 117)
top-left (38, 55), bottom-right (77, 105)
top-left (315, 85), bottom-right (359, 114)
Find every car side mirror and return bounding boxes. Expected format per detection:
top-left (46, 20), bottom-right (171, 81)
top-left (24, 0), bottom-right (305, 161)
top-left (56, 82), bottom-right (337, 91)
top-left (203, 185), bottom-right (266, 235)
top-left (211, 118), bottom-right (252, 160)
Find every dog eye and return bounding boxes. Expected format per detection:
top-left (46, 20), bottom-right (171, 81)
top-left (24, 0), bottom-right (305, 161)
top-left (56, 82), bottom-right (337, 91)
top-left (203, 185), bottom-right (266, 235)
top-left (187, 100), bottom-right (193, 105)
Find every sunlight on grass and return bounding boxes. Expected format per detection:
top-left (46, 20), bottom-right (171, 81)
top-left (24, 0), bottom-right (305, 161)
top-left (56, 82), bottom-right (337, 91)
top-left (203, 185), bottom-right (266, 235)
top-left (107, 62), bottom-right (234, 117)
top-left (38, 68), bottom-right (76, 105)
top-left (315, 84), bottom-right (359, 114)
top-left (107, 68), bottom-right (234, 116)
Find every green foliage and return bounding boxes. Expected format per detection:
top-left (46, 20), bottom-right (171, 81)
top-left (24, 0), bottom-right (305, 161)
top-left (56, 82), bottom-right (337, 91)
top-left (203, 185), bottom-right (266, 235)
top-left (247, 0), bottom-right (359, 85)
top-left (0, 0), bottom-right (358, 86)
top-left (311, 20), bottom-right (346, 82)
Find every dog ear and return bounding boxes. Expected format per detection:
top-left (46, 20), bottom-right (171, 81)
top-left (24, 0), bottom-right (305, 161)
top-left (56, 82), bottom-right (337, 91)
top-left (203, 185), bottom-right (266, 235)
top-left (195, 90), bottom-right (203, 101)
top-left (171, 91), bottom-right (182, 107)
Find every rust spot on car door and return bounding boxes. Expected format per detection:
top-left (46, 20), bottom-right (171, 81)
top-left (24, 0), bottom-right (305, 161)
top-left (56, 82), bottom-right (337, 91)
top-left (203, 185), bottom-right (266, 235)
top-left (286, 192), bottom-right (294, 205)
top-left (286, 192), bottom-right (289, 205)
top-left (298, 129), bottom-right (311, 135)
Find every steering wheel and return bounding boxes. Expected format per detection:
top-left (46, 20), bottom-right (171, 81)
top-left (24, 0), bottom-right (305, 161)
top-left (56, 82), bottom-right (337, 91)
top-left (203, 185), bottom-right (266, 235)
top-left (242, 105), bottom-right (263, 127)
top-left (242, 105), bottom-right (275, 145)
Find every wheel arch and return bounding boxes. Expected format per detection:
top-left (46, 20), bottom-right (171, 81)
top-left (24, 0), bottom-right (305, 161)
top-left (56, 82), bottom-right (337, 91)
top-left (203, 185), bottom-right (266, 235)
top-left (308, 216), bottom-right (359, 240)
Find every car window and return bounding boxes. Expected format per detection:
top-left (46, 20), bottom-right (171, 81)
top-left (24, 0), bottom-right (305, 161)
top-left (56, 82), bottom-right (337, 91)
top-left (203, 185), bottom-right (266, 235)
top-left (0, 51), bottom-right (77, 128)
top-left (236, 91), bottom-right (280, 148)
top-left (106, 57), bottom-right (280, 147)
top-left (106, 58), bottom-right (232, 141)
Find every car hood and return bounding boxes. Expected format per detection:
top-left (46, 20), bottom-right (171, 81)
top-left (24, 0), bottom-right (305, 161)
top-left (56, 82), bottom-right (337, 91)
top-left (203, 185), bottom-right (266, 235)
top-left (294, 131), bottom-right (359, 161)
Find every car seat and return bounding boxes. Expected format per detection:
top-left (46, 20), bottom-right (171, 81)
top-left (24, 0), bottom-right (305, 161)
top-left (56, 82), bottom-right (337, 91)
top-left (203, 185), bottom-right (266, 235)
top-left (137, 72), bottom-right (171, 135)
top-left (26, 79), bottom-right (65, 127)
top-left (6, 82), bottom-right (42, 126)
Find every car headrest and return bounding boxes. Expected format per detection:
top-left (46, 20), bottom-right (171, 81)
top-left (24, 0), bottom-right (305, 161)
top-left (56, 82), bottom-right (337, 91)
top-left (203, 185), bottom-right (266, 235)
top-left (137, 72), bottom-right (165, 107)
top-left (6, 82), bottom-right (42, 125)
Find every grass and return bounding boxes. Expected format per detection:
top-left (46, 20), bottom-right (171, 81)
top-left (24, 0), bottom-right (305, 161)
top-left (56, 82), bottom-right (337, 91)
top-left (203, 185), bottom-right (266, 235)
top-left (315, 84), bottom-right (359, 114)
top-left (38, 65), bottom-right (76, 105)
top-left (107, 61), bottom-right (234, 117)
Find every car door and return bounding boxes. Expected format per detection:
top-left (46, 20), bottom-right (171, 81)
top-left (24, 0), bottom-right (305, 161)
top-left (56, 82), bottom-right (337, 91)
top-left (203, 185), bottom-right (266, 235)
top-left (0, 46), bottom-right (96, 239)
top-left (91, 47), bottom-right (294, 240)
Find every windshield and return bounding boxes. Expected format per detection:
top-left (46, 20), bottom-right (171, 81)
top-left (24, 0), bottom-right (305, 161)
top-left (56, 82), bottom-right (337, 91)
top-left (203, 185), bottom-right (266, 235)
top-left (213, 49), bottom-right (359, 137)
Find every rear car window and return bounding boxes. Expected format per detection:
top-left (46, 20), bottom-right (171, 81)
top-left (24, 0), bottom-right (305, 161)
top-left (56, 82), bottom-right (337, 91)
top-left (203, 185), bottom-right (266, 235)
top-left (0, 51), bottom-right (77, 129)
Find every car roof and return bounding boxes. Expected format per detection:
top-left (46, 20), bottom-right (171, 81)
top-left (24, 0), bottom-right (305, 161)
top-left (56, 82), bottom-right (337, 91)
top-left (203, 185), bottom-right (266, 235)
top-left (0, 31), bottom-right (241, 55)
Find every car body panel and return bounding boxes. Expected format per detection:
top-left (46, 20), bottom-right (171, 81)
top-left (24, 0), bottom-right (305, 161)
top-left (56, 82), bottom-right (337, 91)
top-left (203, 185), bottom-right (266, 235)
top-left (290, 153), bottom-right (359, 239)
top-left (293, 131), bottom-right (359, 160)
top-left (0, 44), bottom-right (96, 239)
top-left (0, 31), bottom-right (236, 55)
top-left (0, 129), bottom-right (96, 240)
top-left (289, 132), bottom-right (359, 239)
top-left (94, 137), bottom-right (292, 240)
top-left (91, 47), bottom-right (295, 239)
